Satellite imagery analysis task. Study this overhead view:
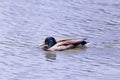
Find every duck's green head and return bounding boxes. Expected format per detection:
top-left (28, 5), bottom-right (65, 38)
top-left (45, 37), bottom-right (57, 48)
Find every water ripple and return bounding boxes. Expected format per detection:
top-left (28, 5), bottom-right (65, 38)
top-left (0, 0), bottom-right (120, 80)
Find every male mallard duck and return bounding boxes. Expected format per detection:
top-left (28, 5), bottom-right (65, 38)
top-left (40, 37), bottom-right (88, 51)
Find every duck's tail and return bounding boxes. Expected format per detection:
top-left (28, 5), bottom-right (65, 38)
top-left (80, 38), bottom-right (89, 45)
top-left (80, 40), bottom-right (88, 45)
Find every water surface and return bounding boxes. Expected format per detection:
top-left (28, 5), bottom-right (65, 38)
top-left (0, 0), bottom-right (120, 80)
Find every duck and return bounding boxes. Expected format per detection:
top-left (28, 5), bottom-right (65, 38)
top-left (40, 37), bottom-right (88, 51)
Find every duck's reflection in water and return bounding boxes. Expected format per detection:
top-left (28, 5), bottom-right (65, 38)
top-left (45, 52), bottom-right (57, 61)
top-left (44, 46), bottom-right (88, 61)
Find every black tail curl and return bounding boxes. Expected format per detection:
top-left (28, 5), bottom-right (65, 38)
top-left (80, 41), bottom-right (88, 45)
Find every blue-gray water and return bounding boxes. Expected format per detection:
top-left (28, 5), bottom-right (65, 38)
top-left (0, 0), bottom-right (120, 80)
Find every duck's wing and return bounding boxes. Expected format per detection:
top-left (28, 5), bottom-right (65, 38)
top-left (49, 43), bottom-right (74, 51)
top-left (57, 39), bottom-right (73, 43)
top-left (58, 39), bottom-right (87, 46)
top-left (57, 38), bottom-right (87, 43)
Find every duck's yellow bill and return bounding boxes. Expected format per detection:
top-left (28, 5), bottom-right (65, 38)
top-left (39, 42), bottom-right (45, 46)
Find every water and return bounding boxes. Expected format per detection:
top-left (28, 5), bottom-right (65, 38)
top-left (0, 0), bottom-right (120, 80)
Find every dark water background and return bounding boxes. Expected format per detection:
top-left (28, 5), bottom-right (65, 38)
top-left (0, 0), bottom-right (120, 80)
